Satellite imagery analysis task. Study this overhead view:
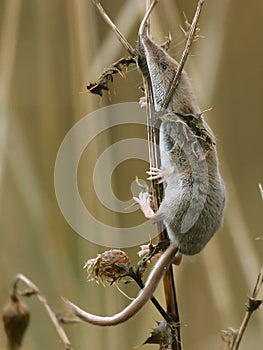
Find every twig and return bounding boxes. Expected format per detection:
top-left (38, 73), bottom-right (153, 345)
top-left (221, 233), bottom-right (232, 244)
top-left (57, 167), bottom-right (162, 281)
top-left (139, 0), bottom-right (159, 36)
top-left (230, 268), bottom-right (263, 350)
top-left (83, 56), bottom-right (136, 96)
top-left (162, 0), bottom-right (204, 109)
top-left (13, 274), bottom-right (72, 350)
top-left (128, 267), bottom-right (174, 324)
top-left (139, 2), bottom-right (184, 349)
top-left (91, 0), bottom-right (137, 57)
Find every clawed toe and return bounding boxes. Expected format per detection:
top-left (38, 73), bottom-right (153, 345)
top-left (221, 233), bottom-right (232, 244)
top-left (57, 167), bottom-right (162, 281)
top-left (147, 166), bottom-right (174, 182)
top-left (146, 167), bottom-right (164, 183)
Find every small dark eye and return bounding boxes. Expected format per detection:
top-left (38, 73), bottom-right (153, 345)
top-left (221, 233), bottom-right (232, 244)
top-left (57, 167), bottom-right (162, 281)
top-left (161, 63), bottom-right (168, 71)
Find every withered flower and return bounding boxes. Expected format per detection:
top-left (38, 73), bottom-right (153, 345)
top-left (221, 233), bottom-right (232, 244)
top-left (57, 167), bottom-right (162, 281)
top-left (84, 249), bottom-right (131, 286)
top-left (2, 294), bottom-right (30, 350)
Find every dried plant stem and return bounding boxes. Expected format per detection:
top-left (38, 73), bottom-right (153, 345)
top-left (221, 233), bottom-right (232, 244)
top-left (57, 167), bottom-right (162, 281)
top-left (141, 2), bottom-right (182, 350)
top-left (231, 268), bottom-right (263, 350)
top-left (13, 274), bottom-right (72, 350)
top-left (128, 268), bottom-right (173, 323)
top-left (91, 0), bottom-right (136, 56)
top-left (139, 0), bottom-right (159, 36)
top-left (163, 0), bottom-right (204, 109)
top-left (140, 2), bottom-right (206, 349)
top-left (160, 4), bottom-right (205, 348)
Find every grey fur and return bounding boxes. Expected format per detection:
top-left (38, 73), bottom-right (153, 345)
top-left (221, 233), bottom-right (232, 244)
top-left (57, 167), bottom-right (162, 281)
top-left (140, 35), bottom-right (226, 255)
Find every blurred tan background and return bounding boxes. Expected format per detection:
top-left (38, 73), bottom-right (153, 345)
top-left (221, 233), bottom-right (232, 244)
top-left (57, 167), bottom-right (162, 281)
top-left (0, 0), bottom-right (263, 349)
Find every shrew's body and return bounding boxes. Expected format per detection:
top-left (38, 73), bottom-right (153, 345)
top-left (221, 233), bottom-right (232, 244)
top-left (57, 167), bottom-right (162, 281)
top-left (67, 35), bottom-right (226, 326)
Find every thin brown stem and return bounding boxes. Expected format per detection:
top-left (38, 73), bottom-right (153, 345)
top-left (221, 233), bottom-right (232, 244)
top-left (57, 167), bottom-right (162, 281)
top-left (91, 0), bottom-right (137, 56)
top-left (139, 0), bottom-right (159, 36)
top-left (231, 268), bottom-right (263, 350)
top-left (141, 2), bottom-right (182, 350)
top-left (162, 0), bottom-right (204, 110)
top-left (128, 268), bottom-right (174, 323)
top-left (139, 1), bottom-right (160, 193)
top-left (13, 274), bottom-right (72, 350)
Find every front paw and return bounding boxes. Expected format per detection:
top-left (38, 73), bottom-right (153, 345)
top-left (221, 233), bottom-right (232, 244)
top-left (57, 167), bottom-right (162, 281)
top-left (133, 192), bottom-right (155, 219)
top-left (133, 191), bottom-right (151, 208)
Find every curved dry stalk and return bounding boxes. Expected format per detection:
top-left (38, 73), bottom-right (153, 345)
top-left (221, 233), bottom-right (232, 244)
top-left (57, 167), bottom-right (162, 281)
top-left (13, 274), bottom-right (72, 350)
top-left (139, 1), bottom-right (182, 348)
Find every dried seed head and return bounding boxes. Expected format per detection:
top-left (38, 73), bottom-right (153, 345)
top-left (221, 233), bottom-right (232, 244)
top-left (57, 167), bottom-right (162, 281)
top-left (84, 249), bottom-right (130, 286)
top-left (2, 294), bottom-right (30, 350)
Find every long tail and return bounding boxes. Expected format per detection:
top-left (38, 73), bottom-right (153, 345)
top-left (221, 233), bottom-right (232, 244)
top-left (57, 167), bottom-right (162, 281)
top-left (64, 244), bottom-right (177, 326)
